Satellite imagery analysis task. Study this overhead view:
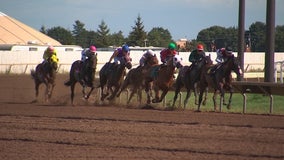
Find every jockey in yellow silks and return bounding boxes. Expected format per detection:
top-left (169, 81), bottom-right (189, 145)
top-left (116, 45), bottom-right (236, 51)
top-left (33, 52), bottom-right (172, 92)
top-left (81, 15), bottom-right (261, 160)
top-left (43, 46), bottom-right (59, 64)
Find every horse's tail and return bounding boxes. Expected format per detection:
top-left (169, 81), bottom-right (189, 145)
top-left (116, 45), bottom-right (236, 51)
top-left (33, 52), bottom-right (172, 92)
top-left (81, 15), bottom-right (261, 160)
top-left (31, 69), bottom-right (36, 79)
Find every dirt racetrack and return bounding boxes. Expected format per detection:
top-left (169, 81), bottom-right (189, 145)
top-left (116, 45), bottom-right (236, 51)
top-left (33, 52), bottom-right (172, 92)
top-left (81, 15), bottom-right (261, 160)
top-left (0, 74), bottom-right (283, 160)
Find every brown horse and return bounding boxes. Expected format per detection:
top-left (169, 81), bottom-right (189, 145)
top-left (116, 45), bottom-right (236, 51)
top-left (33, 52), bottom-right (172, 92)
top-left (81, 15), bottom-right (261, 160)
top-left (198, 54), bottom-right (243, 112)
top-left (144, 54), bottom-right (183, 104)
top-left (172, 55), bottom-right (213, 108)
top-left (116, 54), bottom-right (159, 104)
top-left (99, 56), bottom-right (132, 101)
top-left (31, 58), bottom-right (58, 103)
top-left (64, 53), bottom-right (98, 105)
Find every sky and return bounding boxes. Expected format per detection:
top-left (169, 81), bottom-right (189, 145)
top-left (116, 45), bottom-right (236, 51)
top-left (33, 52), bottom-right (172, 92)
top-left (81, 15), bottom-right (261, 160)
top-left (1, 0), bottom-right (284, 41)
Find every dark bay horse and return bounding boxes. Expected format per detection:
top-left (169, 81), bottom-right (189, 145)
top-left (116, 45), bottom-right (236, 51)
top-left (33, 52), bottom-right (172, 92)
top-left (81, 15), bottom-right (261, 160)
top-left (64, 53), bottom-right (98, 105)
top-left (99, 56), bottom-right (132, 101)
top-left (116, 54), bottom-right (159, 104)
top-left (144, 54), bottom-right (183, 104)
top-left (198, 55), bottom-right (243, 112)
top-left (172, 55), bottom-right (213, 108)
top-left (31, 58), bottom-right (58, 103)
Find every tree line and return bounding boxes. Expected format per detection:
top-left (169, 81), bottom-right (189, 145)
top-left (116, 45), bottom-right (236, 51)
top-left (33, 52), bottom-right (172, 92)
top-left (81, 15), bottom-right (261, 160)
top-left (41, 15), bottom-right (284, 52)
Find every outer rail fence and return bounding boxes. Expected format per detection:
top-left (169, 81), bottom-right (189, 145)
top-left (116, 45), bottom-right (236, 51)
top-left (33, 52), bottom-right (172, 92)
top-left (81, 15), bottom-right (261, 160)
top-left (231, 82), bottom-right (284, 114)
top-left (274, 60), bottom-right (284, 83)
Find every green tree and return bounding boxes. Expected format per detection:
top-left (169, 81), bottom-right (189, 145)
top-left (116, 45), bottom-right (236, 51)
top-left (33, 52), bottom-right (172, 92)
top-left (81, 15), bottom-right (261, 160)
top-left (197, 26), bottom-right (237, 51)
top-left (39, 25), bottom-right (47, 34)
top-left (275, 25), bottom-right (284, 52)
top-left (87, 30), bottom-right (99, 47)
top-left (72, 20), bottom-right (89, 48)
top-left (110, 31), bottom-right (125, 47)
top-left (147, 27), bottom-right (172, 47)
top-left (249, 21), bottom-right (266, 52)
top-left (96, 20), bottom-right (111, 48)
top-left (128, 14), bottom-right (147, 46)
top-left (46, 26), bottom-right (74, 45)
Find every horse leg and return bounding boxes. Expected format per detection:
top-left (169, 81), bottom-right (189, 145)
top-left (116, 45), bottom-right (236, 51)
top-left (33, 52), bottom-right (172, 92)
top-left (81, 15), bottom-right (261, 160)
top-left (117, 78), bottom-right (129, 98)
top-left (32, 81), bottom-right (40, 103)
top-left (145, 82), bottom-right (151, 104)
top-left (172, 86), bottom-right (181, 108)
top-left (100, 86), bottom-right (107, 101)
top-left (127, 88), bottom-right (136, 104)
top-left (70, 83), bottom-right (75, 105)
top-left (184, 89), bottom-right (192, 109)
top-left (202, 87), bottom-right (208, 105)
top-left (47, 83), bottom-right (55, 101)
top-left (44, 83), bottom-right (49, 103)
top-left (137, 88), bottom-right (142, 104)
top-left (213, 90), bottom-right (218, 112)
top-left (197, 88), bottom-right (204, 112)
top-left (108, 86), bottom-right (120, 100)
top-left (151, 85), bottom-right (160, 103)
top-left (219, 89), bottom-right (225, 112)
top-left (226, 87), bottom-right (233, 109)
top-left (82, 85), bottom-right (87, 99)
top-left (85, 87), bottom-right (94, 100)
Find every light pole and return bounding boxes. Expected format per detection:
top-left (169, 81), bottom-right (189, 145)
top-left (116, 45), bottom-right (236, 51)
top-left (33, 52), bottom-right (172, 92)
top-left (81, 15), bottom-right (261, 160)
top-left (144, 39), bottom-right (148, 47)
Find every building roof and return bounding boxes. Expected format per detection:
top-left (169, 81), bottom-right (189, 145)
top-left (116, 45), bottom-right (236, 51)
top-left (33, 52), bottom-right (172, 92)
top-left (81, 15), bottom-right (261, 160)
top-left (0, 12), bottom-right (61, 46)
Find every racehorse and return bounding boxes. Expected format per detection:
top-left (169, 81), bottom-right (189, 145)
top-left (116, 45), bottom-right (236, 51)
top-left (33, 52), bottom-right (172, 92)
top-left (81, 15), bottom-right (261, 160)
top-left (144, 54), bottom-right (183, 104)
top-left (172, 55), bottom-right (213, 108)
top-left (198, 54), bottom-right (243, 112)
top-left (116, 54), bottom-right (159, 104)
top-left (31, 58), bottom-right (58, 103)
top-left (64, 53), bottom-right (98, 105)
top-left (99, 56), bottom-right (132, 101)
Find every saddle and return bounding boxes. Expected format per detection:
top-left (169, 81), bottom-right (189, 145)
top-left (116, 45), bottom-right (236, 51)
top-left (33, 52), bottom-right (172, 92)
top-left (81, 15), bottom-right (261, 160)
top-left (207, 63), bottom-right (221, 75)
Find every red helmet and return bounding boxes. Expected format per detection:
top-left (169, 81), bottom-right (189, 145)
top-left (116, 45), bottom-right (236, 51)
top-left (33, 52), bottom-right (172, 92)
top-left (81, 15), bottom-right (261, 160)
top-left (197, 44), bottom-right (204, 51)
top-left (89, 45), bottom-right (97, 52)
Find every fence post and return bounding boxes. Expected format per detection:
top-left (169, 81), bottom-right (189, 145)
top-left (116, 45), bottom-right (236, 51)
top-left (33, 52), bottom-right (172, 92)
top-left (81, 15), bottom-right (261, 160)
top-left (280, 62), bottom-right (283, 83)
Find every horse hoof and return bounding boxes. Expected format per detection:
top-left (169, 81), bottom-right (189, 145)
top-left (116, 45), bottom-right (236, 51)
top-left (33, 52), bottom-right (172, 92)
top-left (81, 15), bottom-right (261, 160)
top-left (152, 99), bottom-right (157, 103)
top-left (30, 100), bottom-right (37, 104)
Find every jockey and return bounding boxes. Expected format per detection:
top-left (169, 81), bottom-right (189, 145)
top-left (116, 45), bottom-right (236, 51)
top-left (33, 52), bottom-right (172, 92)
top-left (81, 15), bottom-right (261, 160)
top-left (43, 46), bottom-right (59, 64)
top-left (81, 45), bottom-right (96, 62)
top-left (215, 46), bottom-right (233, 63)
top-left (108, 45), bottom-right (130, 65)
top-left (139, 49), bottom-right (156, 67)
top-left (211, 46), bottom-right (234, 74)
top-left (188, 44), bottom-right (205, 64)
top-left (80, 45), bottom-right (97, 82)
top-left (160, 42), bottom-right (177, 64)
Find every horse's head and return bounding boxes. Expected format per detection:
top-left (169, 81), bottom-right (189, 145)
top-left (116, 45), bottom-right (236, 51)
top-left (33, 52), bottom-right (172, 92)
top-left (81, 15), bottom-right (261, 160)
top-left (228, 55), bottom-right (243, 79)
top-left (205, 55), bottom-right (213, 65)
top-left (123, 54), bottom-right (132, 69)
top-left (145, 54), bottom-right (159, 66)
top-left (168, 54), bottom-right (183, 69)
top-left (48, 56), bottom-right (58, 71)
top-left (196, 55), bottom-right (213, 68)
top-left (88, 53), bottom-right (98, 69)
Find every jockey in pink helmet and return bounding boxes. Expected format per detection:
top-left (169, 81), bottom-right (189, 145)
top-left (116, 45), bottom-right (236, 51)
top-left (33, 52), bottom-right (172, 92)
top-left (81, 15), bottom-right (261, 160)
top-left (43, 46), bottom-right (59, 64)
top-left (81, 45), bottom-right (97, 62)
